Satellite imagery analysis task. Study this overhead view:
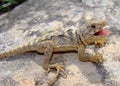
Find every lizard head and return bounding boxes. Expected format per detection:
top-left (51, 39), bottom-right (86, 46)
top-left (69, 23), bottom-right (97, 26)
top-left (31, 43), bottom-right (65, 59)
top-left (81, 19), bottom-right (110, 37)
top-left (77, 19), bottom-right (110, 45)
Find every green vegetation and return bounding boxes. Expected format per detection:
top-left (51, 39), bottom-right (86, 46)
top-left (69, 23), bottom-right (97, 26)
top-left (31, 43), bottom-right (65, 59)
top-left (0, 0), bottom-right (26, 14)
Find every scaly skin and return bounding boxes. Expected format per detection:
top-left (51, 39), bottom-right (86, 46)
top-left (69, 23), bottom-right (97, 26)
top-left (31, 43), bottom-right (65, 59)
top-left (0, 19), bottom-right (108, 85)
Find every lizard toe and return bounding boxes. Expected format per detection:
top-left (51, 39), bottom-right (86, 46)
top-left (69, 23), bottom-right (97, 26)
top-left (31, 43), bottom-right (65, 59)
top-left (47, 63), bottom-right (67, 85)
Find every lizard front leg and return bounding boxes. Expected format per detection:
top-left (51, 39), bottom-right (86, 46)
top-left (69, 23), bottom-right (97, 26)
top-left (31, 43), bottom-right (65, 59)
top-left (78, 44), bottom-right (103, 64)
top-left (38, 42), bottom-right (66, 85)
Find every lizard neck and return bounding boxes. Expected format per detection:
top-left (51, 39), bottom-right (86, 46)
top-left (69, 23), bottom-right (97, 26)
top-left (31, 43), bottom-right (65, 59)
top-left (76, 28), bottom-right (87, 46)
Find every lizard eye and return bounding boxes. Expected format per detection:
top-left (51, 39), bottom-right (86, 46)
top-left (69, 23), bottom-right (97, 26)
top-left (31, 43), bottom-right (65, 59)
top-left (91, 25), bottom-right (96, 28)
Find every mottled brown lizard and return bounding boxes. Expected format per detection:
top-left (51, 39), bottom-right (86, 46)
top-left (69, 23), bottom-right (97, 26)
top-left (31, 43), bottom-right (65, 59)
top-left (0, 19), bottom-right (110, 85)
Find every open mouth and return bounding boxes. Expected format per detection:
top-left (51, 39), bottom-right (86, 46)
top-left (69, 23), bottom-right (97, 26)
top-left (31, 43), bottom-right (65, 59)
top-left (94, 28), bottom-right (110, 36)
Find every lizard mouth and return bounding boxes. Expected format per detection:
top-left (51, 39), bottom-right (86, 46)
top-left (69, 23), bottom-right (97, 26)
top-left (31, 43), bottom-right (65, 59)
top-left (94, 28), bottom-right (110, 36)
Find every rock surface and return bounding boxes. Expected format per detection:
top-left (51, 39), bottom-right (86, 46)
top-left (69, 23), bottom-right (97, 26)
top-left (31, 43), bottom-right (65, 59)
top-left (0, 0), bottom-right (120, 86)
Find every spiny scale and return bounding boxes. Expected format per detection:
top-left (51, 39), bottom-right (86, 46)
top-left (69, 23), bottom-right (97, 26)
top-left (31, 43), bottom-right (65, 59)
top-left (0, 38), bottom-right (41, 58)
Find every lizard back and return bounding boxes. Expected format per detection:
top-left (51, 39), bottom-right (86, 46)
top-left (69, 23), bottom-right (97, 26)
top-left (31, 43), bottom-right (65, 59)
top-left (41, 28), bottom-right (77, 46)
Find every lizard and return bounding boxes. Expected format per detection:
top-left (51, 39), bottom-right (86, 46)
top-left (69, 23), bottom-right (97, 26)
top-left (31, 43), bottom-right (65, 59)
top-left (0, 18), bottom-right (110, 85)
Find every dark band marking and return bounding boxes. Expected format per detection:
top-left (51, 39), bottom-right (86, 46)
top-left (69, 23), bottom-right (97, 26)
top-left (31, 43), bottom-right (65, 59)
top-left (66, 29), bottom-right (74, 43)
top-left (75, 30), bottom-right (81, 43)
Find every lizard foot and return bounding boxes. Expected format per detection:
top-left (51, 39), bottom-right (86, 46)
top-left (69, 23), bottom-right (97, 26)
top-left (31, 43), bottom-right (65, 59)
top-left (47, 63), bottom-right (67, 85)
top-left (94, 42), bottom-right (105, 48)
top-left (94, 36), bottom-right (107, 48)
top-left (88, 53), bottom-right (104, 64)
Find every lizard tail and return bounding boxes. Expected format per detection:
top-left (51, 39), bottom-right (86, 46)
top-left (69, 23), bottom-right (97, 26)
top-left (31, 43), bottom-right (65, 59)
top-left (0, 38), bottom-right (41, 58)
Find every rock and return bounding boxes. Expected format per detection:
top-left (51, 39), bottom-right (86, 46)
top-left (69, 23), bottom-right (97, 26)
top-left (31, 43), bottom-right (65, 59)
top-left (0, 0), bottom-right (120, 86)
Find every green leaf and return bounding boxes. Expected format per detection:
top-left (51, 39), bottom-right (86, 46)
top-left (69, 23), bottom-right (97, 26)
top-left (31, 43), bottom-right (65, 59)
top-left (0, 2), bottom-right (12, 10)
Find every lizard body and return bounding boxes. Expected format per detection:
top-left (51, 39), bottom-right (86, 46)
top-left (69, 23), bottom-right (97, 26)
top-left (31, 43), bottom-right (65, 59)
top-left (0, 19), bottom-right (109, 85)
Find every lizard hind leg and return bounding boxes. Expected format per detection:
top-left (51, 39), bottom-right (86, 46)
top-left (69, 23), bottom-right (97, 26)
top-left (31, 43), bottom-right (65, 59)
top-left (39, 42), bottom-right (67, 85)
